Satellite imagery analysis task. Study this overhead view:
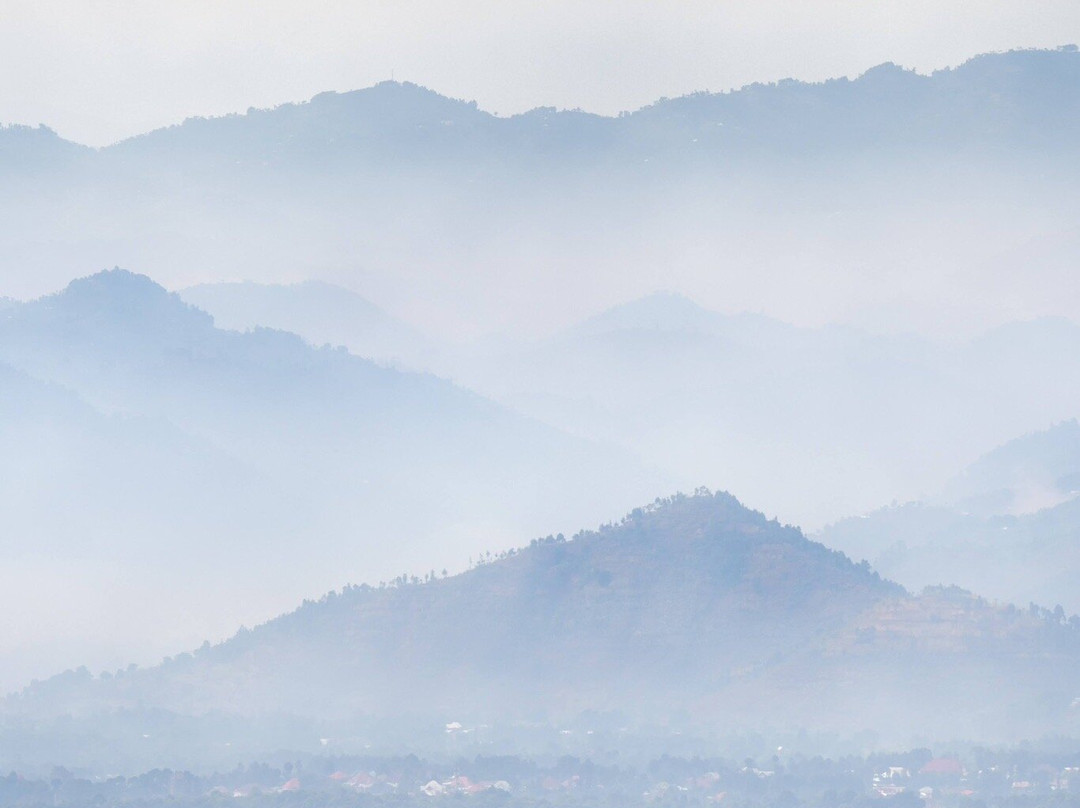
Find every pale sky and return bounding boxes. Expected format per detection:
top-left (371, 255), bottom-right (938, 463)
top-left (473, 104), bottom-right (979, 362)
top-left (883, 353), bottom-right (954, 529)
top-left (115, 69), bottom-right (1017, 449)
top-left (1, 0), bottom-right (1078, 146)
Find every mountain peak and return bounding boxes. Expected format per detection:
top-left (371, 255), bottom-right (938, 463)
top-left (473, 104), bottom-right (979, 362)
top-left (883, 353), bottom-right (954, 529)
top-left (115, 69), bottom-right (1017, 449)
top-left (284, 81), bottom-right (486, 129)
top-left (567, 292), bottom-right (786, 341)
top-left (603, 488), bottom-right (780, 539)
top-left (570, 292), bottom-right (718, 337)
top-left (45, 269), bottom-right (212, 330)
top-left (856, 61), bottom-right (925, 87)
top-left (65, 267), bottom-right (164, 294)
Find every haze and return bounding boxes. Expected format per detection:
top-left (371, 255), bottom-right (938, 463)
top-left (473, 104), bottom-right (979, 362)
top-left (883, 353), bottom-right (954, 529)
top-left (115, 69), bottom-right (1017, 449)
top-left (3, 4), bottom-right (1080, 793)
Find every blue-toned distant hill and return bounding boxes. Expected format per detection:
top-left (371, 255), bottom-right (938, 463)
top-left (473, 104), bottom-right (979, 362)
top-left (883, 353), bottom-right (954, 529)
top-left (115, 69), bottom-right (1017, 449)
top-left (181, 285), bottom-right (1080, 528)
top-left (99, 46), bottom-right (1080, 167)
top-left (438, 294), bottom-right (1080, 527)
top-left (6, 46), bottom-right (1078, 174)
top-left (0, 269), bottom-right (666, 693)
top-left (1, 48), bottom-right (1078, 533)
top-left (819, 421), bottom-right (1080, 611)
top-left (0, 358), bottom-right (289, 690)
top-left (6, 492), bottom-right (1080, 772)
top-left (938, 419), bottom-right (1080, 515)
top-left (0, 124), bottom-right (90, 176)
top-left (180, 280), bottom-right (437, 369)
top-left (0, 46), bottom-right (1077, 332)
top-left (1, 49), bottom-right (1077, 534)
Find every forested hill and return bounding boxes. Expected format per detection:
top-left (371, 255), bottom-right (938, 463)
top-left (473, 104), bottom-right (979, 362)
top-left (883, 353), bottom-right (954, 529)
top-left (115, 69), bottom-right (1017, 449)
top-left (12, 492), bottom-right (1080, 748)
top-left (74, 46), bottom-right (1080, 165)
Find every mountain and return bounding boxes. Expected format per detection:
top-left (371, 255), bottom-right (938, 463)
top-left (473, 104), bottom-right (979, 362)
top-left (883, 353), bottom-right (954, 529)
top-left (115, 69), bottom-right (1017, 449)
top-left (0, 124), bottom-right (90, 176)
top-left (818, 421), bottom-right (1080, 612)
top-left (6, 492), bottom-right (1080, 772)
top-left (195, 285), bottom-right (1080, 527)
top-left (430, 294), bottom-right (1080, 527)
top-left (0, 269), bottom-right (666, 692)
top-left (179, 280), bottom-right (437, 369)
top-left (0, 359), bottom-right (292, 691)
top-left (101, 46), bottom-right (1080, 167)
top-left (1, 52), bottom-right (1077, 532)
top-left (1, 48), bottom-right (1078, 338)
top-left (818, 499), bottom-right (1080, 614)
top-left (938, 419), bottom-right (1080, 515)
top-left (560, 291), bottom-right (787, 340)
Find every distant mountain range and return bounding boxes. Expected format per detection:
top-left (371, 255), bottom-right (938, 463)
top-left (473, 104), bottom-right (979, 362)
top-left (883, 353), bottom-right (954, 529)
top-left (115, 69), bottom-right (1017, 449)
top-left (0, 270), bottom-right (665, 692)
top-left (0, 47), bottom-right (1077, 341)
top-left (819, 421), bottom-right (1080, 612)
top-left (938, 419), bottom-right (1080, 515)
top-left (6, 492), bottom-right (1079, 772)
top-left (180, 280), bottom-right (437, 370)
top-left (186, 278), bottom-right (1080, 618)
top-left (187, 282), bottom-right (1080, 528)
top-left (9, 46), bottom-right (1079, 166)
top-left (6, 269), bottom-right (1078, 695)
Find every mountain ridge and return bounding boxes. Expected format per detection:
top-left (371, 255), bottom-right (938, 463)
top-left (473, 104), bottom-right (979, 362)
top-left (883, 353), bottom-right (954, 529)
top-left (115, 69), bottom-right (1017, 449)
top-left (2, 46), bottom-right (1077, 347)
top-left (0, 47), bottom-right (1073, 157)
top-left (179, 279), bottom-right (437, 369)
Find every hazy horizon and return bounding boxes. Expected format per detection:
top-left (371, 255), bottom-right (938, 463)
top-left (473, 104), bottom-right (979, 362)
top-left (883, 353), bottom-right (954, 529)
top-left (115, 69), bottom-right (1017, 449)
top-left (1, 0), bottom-right (1078, 147)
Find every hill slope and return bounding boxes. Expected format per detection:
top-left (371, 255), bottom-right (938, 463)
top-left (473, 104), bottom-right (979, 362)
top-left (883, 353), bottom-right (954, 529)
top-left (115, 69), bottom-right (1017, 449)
top-left (0, 270), bottom-right (665, 691)
top-left (819, 421), bottom-right (1080, 612)
top-left (10, 492), bottom-right (1080, 765)
top-left (937, 419), bottom-right (1080, 515)
top-left (179, 280), bottom-right (437, 369)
